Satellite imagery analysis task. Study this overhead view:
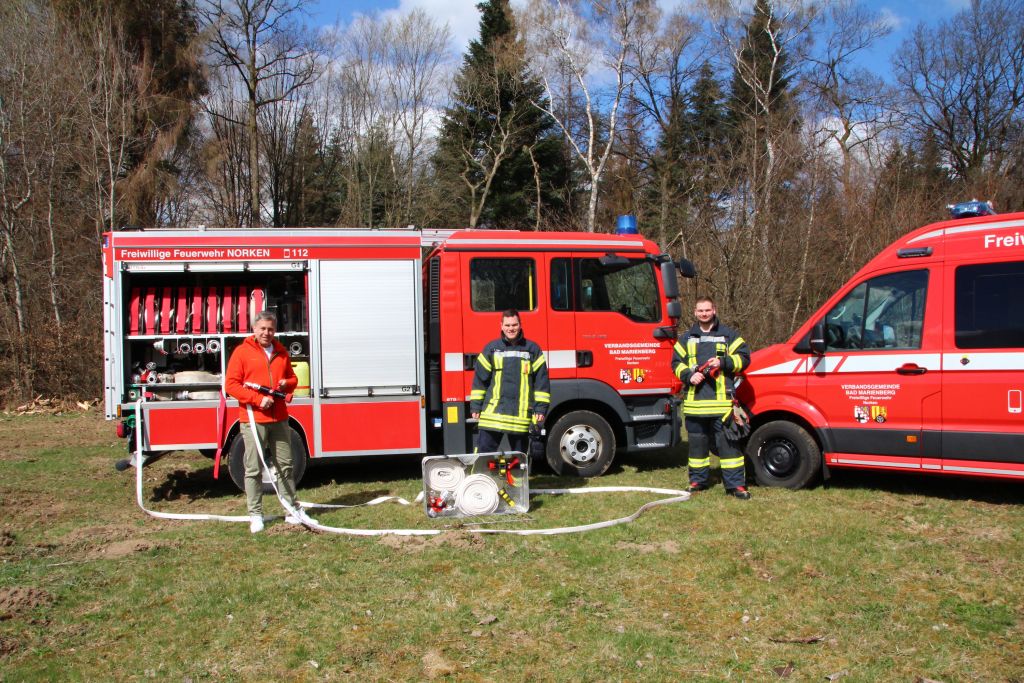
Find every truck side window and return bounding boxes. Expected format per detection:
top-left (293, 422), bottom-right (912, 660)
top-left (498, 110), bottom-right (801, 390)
top-left (576, 258), bottom-right (659, 322)
top-left (824, 270), bottom-right (928, 351)
top-left (469, 258), bottom-right (536, 312)
top-left (551, 258), bottom-right (572, 311)
top-left (955, 260), bottom-right (1024, 349)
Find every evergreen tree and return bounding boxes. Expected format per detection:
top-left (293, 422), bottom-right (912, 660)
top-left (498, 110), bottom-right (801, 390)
top-left (650, 63), bottom-right (729, 217)
top-left (433, 0), bottom-right (569, 229)
top-left (726, 0), bottom-right (796, 138)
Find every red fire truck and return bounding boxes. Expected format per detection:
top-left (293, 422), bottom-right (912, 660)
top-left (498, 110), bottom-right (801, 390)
top-left (104, 226), bottom-right (694, 486)
top-left (738, 207), bottom-right (1024, 488)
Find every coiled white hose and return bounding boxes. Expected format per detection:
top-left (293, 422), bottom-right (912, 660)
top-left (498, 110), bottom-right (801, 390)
top-left (424, 459), bottom-right (466, 491)
top-left (454, 474), bottom-right (500, 515)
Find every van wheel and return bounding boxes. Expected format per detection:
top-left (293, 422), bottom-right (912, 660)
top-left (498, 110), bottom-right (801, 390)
top-left (227, 427), bottom-right (308, 493)
top-left (747, 420), bottom-right (821, 489)
top-left (545, 410), bottom-right (616, 478)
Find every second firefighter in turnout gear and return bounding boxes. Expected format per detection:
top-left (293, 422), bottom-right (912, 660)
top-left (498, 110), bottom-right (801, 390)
top-left (672, 297), bottom-right (752, 499)
top-left (471, 309), bottom-right (551, 455)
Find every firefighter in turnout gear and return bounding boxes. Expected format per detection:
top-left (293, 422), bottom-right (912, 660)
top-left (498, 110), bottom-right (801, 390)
top-left (471, 309), bottom-right (551, 456)
top-left (672, 297), bottom-right (752, 499)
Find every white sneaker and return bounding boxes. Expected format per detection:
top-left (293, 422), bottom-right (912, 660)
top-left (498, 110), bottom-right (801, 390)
top-left (249, 514), bottom-right (265, 533)
top-left (284, 509), bottom-right (318, 526)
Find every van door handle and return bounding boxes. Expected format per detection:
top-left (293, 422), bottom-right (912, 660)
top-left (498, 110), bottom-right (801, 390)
top-left (576, 350), bottom-right (593, 368)
top-left (896, 363), bottom-right (927, 375)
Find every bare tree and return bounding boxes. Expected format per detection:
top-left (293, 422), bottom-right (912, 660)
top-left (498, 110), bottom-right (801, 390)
top-left (523, 0), bottom-right (656, 232)
top-left (200, 86), bottom-right (253, 227)
top-left (625, 10), bottom-right (704, 249)
top-left (325, 11), bottom-right (451, 228)
top-left (78, 10), bottom-right (144, 237)
top-left (893, 0), bottom-right (1024, 189)
top-left (805, 0), bottom-right (895, 197)
top-left (197, 0), bottom-right (319, 226)
top-left (383, 10), bottom-right (451, 226)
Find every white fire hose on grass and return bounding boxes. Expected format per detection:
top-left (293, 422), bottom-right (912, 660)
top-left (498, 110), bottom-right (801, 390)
top-left (131, 400), bottom-right (690, 536)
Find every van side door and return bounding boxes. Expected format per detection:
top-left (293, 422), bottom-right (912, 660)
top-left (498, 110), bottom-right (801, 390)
top-left (942, 260), bottom-right (1024, 476)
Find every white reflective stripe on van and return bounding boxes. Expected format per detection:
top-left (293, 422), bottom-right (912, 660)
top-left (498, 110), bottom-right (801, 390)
top-left (942, 352), bottom-right (1024, 371)
top-left (832, 353), bottom-right (940, 372)
top-left (908, 218), bottom-right (1024, 243)
top-left (747, 359), bottom-right (804, 375)
top-left (546, 350), bottom-right (577, 370)
top-left (941, 464), bottom-right (1024, 477)
top-left (748, 353), bottom-right (940, 375)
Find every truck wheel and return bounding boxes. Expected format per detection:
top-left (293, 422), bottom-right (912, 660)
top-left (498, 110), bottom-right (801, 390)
top-left (226, 427), bottom-right (308, 493)
top-left (545, 410), bottom-right (616, 478)
top-left (747, 420), bottom-right (821, 489)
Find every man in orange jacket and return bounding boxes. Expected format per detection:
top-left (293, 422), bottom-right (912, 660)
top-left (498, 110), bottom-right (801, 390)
top-left (225, 311), bottom-right (315, 533)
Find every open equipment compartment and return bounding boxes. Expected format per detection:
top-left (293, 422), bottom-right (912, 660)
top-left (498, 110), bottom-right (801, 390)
top-left (118, 262), bottom-right (309, 404)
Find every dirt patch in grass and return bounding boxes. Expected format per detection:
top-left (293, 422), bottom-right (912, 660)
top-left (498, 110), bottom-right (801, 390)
top-left (0, 587), bottom-right (54, 620)
top-left (615, 540), bottom-right (681, 554)
top-left (422, 649), bottom-right (457, 678)
top-left (89, 538), bottom-right (162, 559)
top-left (59, 523), bottom-right (169, 559)
top-left (0, 530), bottom-right (13, 547)
top-left (61, 523), bottom-right (137, 546)
top-left (378, 530), bottom-right (486, 552)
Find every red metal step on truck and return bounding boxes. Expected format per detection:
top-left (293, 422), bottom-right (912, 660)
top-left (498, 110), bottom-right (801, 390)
top-left (104, 225), bottom-right (695, 485)
top-left (739, 205), bottom-right (1024, 488)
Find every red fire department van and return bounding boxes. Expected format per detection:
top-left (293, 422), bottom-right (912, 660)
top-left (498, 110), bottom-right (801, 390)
top-left (103, 226), bottom-right (694, 487)
top-left (738, 209), bottom-right (1024, 488)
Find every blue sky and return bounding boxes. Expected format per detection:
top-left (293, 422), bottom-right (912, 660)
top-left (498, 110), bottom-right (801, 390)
top-left (306, 0), bottom-right (970, 79)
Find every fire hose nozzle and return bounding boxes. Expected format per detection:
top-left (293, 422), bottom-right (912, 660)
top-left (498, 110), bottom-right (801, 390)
top-left (696, 359), bottom-right (721, 379)
top-left (244, 381), bottom-right (286, 400)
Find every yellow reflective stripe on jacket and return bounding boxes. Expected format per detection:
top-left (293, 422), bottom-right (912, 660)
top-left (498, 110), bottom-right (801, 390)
top-left (531, 355), bottom-right (546, 371)
top-left (518, 360), bottom-right (530, 422)
top-left (684, 338), bottom-right (699, 402)
top-left (728, 337), bottom-right (746, 371)
top-left (534, 391), bottom-right (551, 403)
top-left (470, 390), bottom-right (486, 400)
top-left (485, 353), bottom-right (503, 414)
top-left (479, 413), bottom-right (532, 432)
top-left (683, 401), bottom-right (733, 416)
top-left (673, 342), bottom-right (687, 379)
top-left (477, 354), bottom-right (492, 372)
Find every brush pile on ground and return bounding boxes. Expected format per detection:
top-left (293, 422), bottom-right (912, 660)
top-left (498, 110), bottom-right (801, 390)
top-left (3, 397), bottom-right (98, 416)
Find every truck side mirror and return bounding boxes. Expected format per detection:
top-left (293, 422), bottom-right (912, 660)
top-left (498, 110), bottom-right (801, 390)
top-left (677, 259), bottom-right (696, 279)
top-left (809, 321), bottom-right (826, 355)
top-left (666, 300), bottom-right (682, 319)
top-left (661, 262), bottom-right (680, 299)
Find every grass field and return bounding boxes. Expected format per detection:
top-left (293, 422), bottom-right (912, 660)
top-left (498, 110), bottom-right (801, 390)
top-left (1, 411), bottom-right (1023, 682)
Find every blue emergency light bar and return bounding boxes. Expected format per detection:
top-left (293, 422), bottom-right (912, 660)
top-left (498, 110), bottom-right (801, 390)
top-left (948, 200), bottom-right (996, 219)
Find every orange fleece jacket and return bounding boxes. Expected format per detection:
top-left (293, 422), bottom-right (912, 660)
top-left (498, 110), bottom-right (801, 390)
top-left (225, 336), bottom-right (298, 424)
